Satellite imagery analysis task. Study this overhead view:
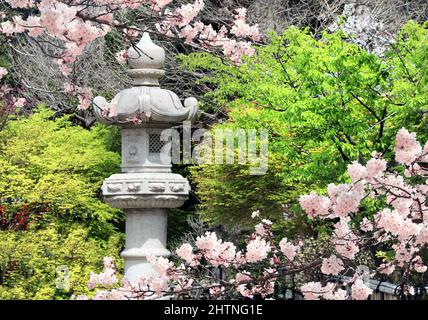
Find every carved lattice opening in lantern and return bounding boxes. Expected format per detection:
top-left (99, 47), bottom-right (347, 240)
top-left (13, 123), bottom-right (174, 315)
top-left (149, 134), bottom-right (165, 153)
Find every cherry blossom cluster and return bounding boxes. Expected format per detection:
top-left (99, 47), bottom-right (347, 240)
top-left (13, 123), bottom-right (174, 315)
top-left (395, 128), bottom-right (428, 175)
top-left (168, 7), bottom-right (260, 64)
top-left (0, 0), bottom-right (260, 109)
top-left (0, 66), bottom-right (26, 115)
top-left (328, 3), bottom-right (395, 56)
top-left (87, 257), bottom-right (118, 290)
top-left (0, 67), bottom-right (7, 79)
top-left (298, 128), bottom-right (428, 293)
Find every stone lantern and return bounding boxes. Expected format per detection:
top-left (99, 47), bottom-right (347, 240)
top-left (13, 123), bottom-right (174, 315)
top-left (93, 32), bottom-right (198, 282)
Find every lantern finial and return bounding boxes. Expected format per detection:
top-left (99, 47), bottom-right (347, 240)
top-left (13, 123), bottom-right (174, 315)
top-left (126, 32), bottom-right (166, 86)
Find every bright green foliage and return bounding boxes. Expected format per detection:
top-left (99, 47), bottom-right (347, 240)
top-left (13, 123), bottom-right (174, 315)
top-left (181, 22), bottom-right (428, 227)
top-left (0, 222), bottom-right (123, 299)
top-left (0, 107), bottom-right (122, 237)
top-left (0, 107), bottom-right (124, 299)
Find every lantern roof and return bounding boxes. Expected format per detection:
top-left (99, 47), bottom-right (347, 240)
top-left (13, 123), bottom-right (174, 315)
top-left (93, 32), bottom-right (198, 125)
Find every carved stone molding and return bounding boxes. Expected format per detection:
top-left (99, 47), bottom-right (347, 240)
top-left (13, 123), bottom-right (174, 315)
top-left (102, 172), bottom-right (190, 209)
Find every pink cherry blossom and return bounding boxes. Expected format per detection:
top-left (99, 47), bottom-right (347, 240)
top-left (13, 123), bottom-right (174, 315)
top-left (5, 0), bottom-right (34, 8)
top-left (377, 263), bottom-right (395, 275)
top-left (204, 241), bottom-right (236, 267)
top-left (124, 27), bottom-right (139, 38)
top-left (39, 0), bottom-right (78, 37)
top-left (412, 256), bottom-right (427, 273)
top-left (175, 243), bottom-right (195, 264)
top-left (300, 282), bottom-right (336, 300)
top-left (416, 227), bottom-right (428, 245)
top-left (152, 0), bottom-right (173, 11)
top-left (234, 272), bottom-right (253, 297)
top-left (255, 223), bottom-right (268, 236)
top-left (348, 161), bottom-right (367, 182)
top-left (179, 24), bottom-right (202, 43)
top-left (395, 128), bottom-right (422, 164)
top-left (88, 257), bottom-right (118, 290)
top-left (300, 282), bottom-right (324, 300)
top-left (76, 87), bottom-right (93, 110)
top-left (323, 288), bottom-right (347, 300)
top-left (299, 193), bottom-right (331, 218)
top-left (334, 188), bottom-right (363, 216)
top-left (13, 97), bottom-right (26, 108)
top-left (115, 50), bottom-right (128, 64)
top-left (103, 256), bottom-right (115, 268)
top-left (366, 157), bottom-right (387, 178)
top-left (391, 197), bottom-right (413, 216)
top-left (63, 83), bottom-right (74, 93)
top-left (11, 16), bottom-right (26, 33)
top-left (393, 242), bottom-right (416, 266)
top-left (0, 67), bottom-right (8, 79)
top-left (147, 256), bottom-right (173, 277)
top-left (351, 279), bottom-right (373, 300)
top-left (333, 218), bottom-right (360, 259)
top-left (1, 0), bottom-right (261, 102)
top-left (245, 236), bottom-right (271, 263)
top-left (376, 208), bottom-right (420, 241)
top-left (360, 217), bottom-right (373, 232)
top-left (321, 255), bottom-right (344, 275)
top-left (279, 238), bottom-right (299, 261)
top-left (174, 277), bottom-right (194, 293)
top-left (230, 8), bottom-right (260, 42)
top-left (195, 231), bottom-right (219, 250)
top-left (224, 40), bottom-right (256, 64)
top-left (174, 0), bottom-right (204, 27)
top-left (25, 16), bottom-right (44, 37)
top-left (150, 276), bottom-right (168, 294)
top-left (209, 285), bottom-right (225, 297)
top-left (0, 21), bottom-right (15, 36)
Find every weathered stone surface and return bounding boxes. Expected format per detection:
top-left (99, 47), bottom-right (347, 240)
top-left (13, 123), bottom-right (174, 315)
top-left (93, 33), bottom-right (198, 283)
